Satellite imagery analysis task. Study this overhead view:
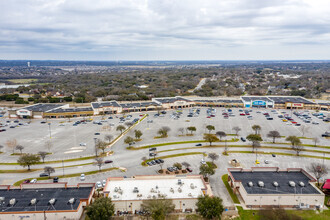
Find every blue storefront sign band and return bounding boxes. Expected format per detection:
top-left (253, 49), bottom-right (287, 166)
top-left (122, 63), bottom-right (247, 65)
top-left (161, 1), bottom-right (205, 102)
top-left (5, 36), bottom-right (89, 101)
top-left (252, 101), bottom-right (266, 106)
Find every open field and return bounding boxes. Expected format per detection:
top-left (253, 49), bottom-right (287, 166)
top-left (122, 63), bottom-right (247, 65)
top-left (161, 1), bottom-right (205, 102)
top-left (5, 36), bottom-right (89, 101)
top-left (7, 78), bottom-right (38, 83)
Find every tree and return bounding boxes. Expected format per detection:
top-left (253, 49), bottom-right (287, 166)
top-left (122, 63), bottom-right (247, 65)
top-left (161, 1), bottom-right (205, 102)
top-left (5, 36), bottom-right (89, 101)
top-left (196, 195), bottom-right (224, 219)
top-left (286, 136), bottom-right (303, 156)
top-left (39, 151), bottom-right (47, 163)
top-left (182, 162), bottom-right (191, 168)
top-left (157, 126), bottom-right (171, 138)
top-left (15, 145), bottom-right (24, 154)
top-left (124, 136), bottom-right (134, 147)
top-left (203, 134), bottom-right (219, 146)
top-left (199, 164), bottom-right (215, 178)
top-left (232, 126), bottom-right (241, 137)
top-left (6, 138), bottom-right (17, 154)
top-left (216, 131), bottom-right (226, 141)
top-left (206, 125), bottom-right (215, 134)
top-left (134, 129), bottom-right (143, 139)
top-left (44, 166), bottom-right (55, 178)
top-left (309, 163), bottom-right (328, 186)
top-left (267, 130), bottom-right (281, 143)
top-left (96, 140), bottom-right (108, 154)
top-left (125, 121), bottom-right (133, 127)
top-left (299, 125), bottom-right (309, 137)
top-left (94, 157), bottom-right (104, 171)
top-left (208, 153), bottom-right (219, 163)
top-left (104, 134), bottom-right (113, 143)
top-left (173, 162), bottom-right (182, 170)
top-left (178, 127), bottom-right (185, 135)
top-left (116, 125), bottom-right (126, 134)
top-left (187, 126), bottom-right (197, 135)
top-left (17, 154), bottom-right (40, 170)
top-left (252, 125), bottom-right (261, 135)
top-left (313, 137), bottom-right (319, 147)
top-left (141, 199), bottom-right (175, 220)
top-left (86, 197), bottom-right (115, 220)
top-left (246, 134), bottom-right (263, 152)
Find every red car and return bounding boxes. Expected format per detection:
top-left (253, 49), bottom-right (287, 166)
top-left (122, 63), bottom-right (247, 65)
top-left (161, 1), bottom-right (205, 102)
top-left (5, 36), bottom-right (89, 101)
top-left (240, 113), bottom-right (245, 116)
top-left (207, 116), bottom-right (211, 118)
top-left (23, 179), bottom-right (30, 184)
top-left (139, 114), bottom-right (144, 117)
top-left (186, 167), bottom-right (193, 172)
top-left (245, 113), bottom-right (250, 115)
top-left (291, 121), bottom-right (297, 124)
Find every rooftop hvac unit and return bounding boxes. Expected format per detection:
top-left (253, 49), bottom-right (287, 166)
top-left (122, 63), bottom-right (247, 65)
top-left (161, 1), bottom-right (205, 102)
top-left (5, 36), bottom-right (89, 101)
top-left (0, 197), bottom-right (4, 202)
top-left (170, 188), bottom-right (174, 193)
top-left (9, 198), bottom-right (16, 206)
top-left (190, 183), bottom-right (194, 189)
top-left (273, 182), bottom-right (279, 187)
top-left (289, 181), bottom-right (296, 187)
top-left (114, 187), bottom-right (118, 192)
top-left (299, 181), bottom-right (305, 187)
top-left (258, 181), bottom-right (264, 187)
top-left (113, 195), bottom-right (117, 199)
top-left (188, 193), bottom-right (192, 197)
top-left (30, 198), bottom-right (37, 205)
top-left (49, 198), bottom-right (56, 205)
top-left (178, 188), bottom-right (182, 193)
top-left (133, 187), bottom-right (139, 193)
top-left (178, 179), bottom-right (182, 185)
top-left (248, 182), bottom-right (253, 187)
top-left (68, 198), bottom-right (75, 204)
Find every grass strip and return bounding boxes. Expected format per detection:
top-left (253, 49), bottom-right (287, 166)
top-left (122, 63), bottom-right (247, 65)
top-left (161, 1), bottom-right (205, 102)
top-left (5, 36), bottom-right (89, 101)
top-left (263, 142), bottom-right (330, 149)
top-left (141, 152), bottom-right (206, 166)
top-left (221, 174), bottom-right (240, 204)
top-left (227, 151), bottom-right (330, 160)
top-left (13, 167), bottom-right (119, 186)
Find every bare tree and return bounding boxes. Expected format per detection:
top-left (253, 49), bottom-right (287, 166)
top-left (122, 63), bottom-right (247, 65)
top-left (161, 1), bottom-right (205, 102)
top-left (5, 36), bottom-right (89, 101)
top-left (232, 126), bottom-right (241, 137)
top-left (299, 125), bottom-right (309, 137)
top-left (96, 140), bottom-right (108, 154)
top-left (216, 131), bottom-right (226, 141)
top-left (94, 157), bottom-right (104, 171)
top-left (267, 130), bottom-right (281, 143)
top-left (104, 134), bottom-right (113, 143)
top-left (309, 163), bottom-right (328, 186)
top-left (39, 151), bottom-right (48, 163)
top-left (178, 127), bottom-right (185, 135)
top-left (44, 166), bottom-right (55, 179)
top-left (15, 145), bottom-right (24, 154)
top-left (313, 137), bottom-right (319, 147)
top-left (208, 153), bottom-right (219, 163)
top-left (6, 139), bottom-right (17, 154)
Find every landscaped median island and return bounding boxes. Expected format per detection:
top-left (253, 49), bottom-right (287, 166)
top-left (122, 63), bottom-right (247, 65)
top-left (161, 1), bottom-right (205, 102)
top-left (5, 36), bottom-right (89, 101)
top-left (13, 167), bottom-right (122, 186)
top-left (141, 152), bottom-right (207, 166)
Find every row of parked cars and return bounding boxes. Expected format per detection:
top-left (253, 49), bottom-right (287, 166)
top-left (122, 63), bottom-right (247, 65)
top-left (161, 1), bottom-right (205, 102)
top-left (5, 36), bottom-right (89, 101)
top-left (146, 159), bottom-right (164, 166)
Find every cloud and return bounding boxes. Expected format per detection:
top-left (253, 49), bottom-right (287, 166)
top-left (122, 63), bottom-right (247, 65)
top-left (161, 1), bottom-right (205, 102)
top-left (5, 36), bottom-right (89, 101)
top-left (0, 0), bottom-right (329, 60)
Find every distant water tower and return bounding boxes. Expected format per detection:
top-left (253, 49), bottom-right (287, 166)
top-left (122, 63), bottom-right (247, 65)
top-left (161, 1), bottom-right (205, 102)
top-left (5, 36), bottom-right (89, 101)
top-left (27, 62), bottom-right (30, 67)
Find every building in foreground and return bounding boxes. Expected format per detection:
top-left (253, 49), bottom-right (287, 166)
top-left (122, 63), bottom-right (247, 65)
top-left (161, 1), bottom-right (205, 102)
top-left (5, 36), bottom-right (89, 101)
top-left (103, 175), bottom-right (211, 214)
top-left (227, 167), bottom-right (324, 209)
top-left (0, 182), bottom-right (94, 220)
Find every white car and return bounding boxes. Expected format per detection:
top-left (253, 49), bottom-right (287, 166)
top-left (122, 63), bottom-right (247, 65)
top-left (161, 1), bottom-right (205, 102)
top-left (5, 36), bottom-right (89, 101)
top-left (312, 121), bottom-right (319, 125)
top-left (79, 143), bottom-right (87, 146)
top-left (96, 181), bottom-right (102, 188)
top-left (286, 122), bottom-right (292, 125)
top-left (200, 159), bottom-right (206, 165)
top-left (102, 180), bottom-right (106, 187)
top-left (30, 179), bottom-right (37, 183)
top-left (80, 174), bottom-right (85, 181)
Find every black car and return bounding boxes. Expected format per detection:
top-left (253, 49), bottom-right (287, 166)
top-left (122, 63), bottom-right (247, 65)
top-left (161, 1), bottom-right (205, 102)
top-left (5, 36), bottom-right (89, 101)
top-left (321, 132), bottom-right (330, 137)
top-left (94, 132), bottom-right (100, 135)
top-left (147, 162), bottom-right (152, 166)
top-left (266, 117), bottom-right (273, 120)
top-left (272, 154), bottom-right (276, 157)
top-left (241, 137), bottom-right (246, 142)
top-left (155, 159), bottom-right (161, 164)
top-left (186, 167), bottom-right (193, 172)
top-left (104, 160), bottom-right (113, 164)
top-left (149, 153), bottom-right (156, 157)
top-left (151, 160), bottom-right (156, 165)
top-left (39, 173), bottom-right (49, 177)
top-left (40, 121), bottom-right (46, 124)
top-left (10, 126), bottom-right (15, 128)
top-left (195, 143), bottom-right (202, 146)
top-left (108, 116), bottom-right (113, 119)
top-left (159, 159), bottom-right (164, 163)
top-left (149, 147), bottom-right (157, 151)
top-left (53, 177), bottom-right (59, 183)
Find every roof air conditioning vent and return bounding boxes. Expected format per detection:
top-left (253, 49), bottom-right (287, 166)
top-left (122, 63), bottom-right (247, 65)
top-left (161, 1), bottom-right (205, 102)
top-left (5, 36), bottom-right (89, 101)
top-left (248, 182), bottom-right (253, 187)
top-left (68, 198), bottom-right (75, 204)
top-left (258, 181), bottom-right (264, 187)
top-left (30, 198), bottom-right (37, 205)
top-left (289, 181), bottom-right (296, 187)
top-left (273, 181), bottom-right (279, 187)
top-left (299, 181), bottom-right (305, 187)
top-left (49, 198), bottom-right (56, 205)
top-left (9, 198), bottom-right (16, 206)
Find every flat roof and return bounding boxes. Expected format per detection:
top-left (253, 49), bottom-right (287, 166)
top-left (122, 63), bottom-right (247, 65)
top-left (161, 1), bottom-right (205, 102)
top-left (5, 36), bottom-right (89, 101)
top-left (241, 96), bottom-right (273, 102)
top-left (268, 96), bottom-right (315, 104)
top-left (194, 99), bottom-right (243, 103)
top-left (20, 104), bottom-right (65, 112)
top-left (120, 102), bottom-right (160, 108)
top-left (0, 186), bottom-right (93, 212)
top-left (105, 176), bottom-right (206, 201)
top-left (46, 107), bottom-right (94, 113)
top-left (230, 170), bottom-right (320, 195)
top-left (91, 101), bottom-right (121, 109)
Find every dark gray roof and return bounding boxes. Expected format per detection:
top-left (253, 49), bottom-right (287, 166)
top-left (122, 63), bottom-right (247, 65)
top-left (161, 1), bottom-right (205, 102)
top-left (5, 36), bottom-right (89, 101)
top-left (120, 102), bottom-right (160, 108)
top-left (46, 107), bottom-right (93, 113)
top-left (230, 171), bottom-right (320, 195)
top-left (316, 103), bottom-right (330, 106)
top-left (91, 101), bottom-right (121, 109)
top-left (241, 96), bottom-right (273, 102)
top-left (155, 97), bottom-right (193, 103)
top-left (194, 99), bottom-right (243, 104)
top-left (21, 104), bottom-right (65, 112)
top-left (0, 186), bottom-right (93, 212)
top-left (268, 96), bottom-right (315, 104)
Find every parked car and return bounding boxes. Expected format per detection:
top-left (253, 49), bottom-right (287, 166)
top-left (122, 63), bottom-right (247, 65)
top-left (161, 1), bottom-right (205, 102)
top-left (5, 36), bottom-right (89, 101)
top-left (147, 162), bottom-right (152, 166)
top-left (30, 179), bottom-right (37, 183)
top-left (149, 147), bottom-right (157, 151)
top-left (321, 132), bottom-right (330, 137)
top-left (104, 160), bottom-right (113, 164)
top-left (195, 143), bottom-right (202, 146)
top-left (151, 160), bottom-right (157, 165)
top-left (39, 173), bottom-right (49, 177)
top-left (94, 132), bottom-right (100, 135)
top-left (241, 137), bottom-right (246, 142)
top-left (80, 174), bottom-right (85, 181)
top-left (149, 153), bottom-right (156, 157)
top-left (96, 181), bottom-right (102, 188)
top-left (79, 143), bottom-right (87, 146)
top-left (53, 177), bottom-right (59, 183)
top-left (23, 179), bottom-right (30, 184)
top-left (158, 159), bottom-right (164, 163)
top-left (186, 167), bottom-right (193, 172)
top-left (102, 180), bottom-right (106, 187)
top-left (264, 160), bottom-right (270, 164)
top-left (272, 154), bottom-right (276, 157)
top-left (200, 159), bottom-right (206, 165)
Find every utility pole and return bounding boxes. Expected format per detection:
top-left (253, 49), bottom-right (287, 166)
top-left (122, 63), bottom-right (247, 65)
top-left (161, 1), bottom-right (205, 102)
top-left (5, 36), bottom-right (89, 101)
top-left (48, 123), bottom-right (52, 139)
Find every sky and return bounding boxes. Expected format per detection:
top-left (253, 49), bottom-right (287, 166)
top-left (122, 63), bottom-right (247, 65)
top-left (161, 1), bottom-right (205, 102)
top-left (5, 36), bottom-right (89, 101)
top-left (0, 0), bottom-right (330, 60)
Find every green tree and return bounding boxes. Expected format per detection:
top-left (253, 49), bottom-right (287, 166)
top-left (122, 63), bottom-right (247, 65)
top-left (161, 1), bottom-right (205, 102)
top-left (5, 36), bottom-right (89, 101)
top-left (44, 166), bottom-right (55, 178)
top-left (206, 125), bottom-right (215, 134)
top-left (187, 126), bottom-right (197, 135)
top-left (134, 129), bottom-right (143, 139)
top-left (252, 125), bottom-right (261, 135)
top-left (86, 197), bottom-right (115, 220)
top-left (203, 134), bottom-right (219, 146)
top-left (17, 154), bottom-right (41, 170)
top-left (157, 126), bottom-right (171, 138)
top-left (196, 195), bottom-right (224, 219)
top-left (116, 125), bottom-right (126, 134)
top-left (267, 130), bottom-right (281, 143)
top-left (173, 162), bottom-right (182, 170)
top-left (141, 199), bottom-right (175, 220)
top-left (124, 136), bottom-right (134, 147)
top-left (286, 136), bottom-right (303, 156)
top-left (199, 164), bottom-right (215, 178)
top-left (96, 140), bottom-right (108, 154)
top-left (246, 134), bottom-right (263, 152)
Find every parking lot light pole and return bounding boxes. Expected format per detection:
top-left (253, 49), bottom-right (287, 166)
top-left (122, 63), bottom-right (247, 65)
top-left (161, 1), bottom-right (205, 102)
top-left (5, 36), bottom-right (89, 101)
top-left (48, 123), bottom-right (52, 139)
